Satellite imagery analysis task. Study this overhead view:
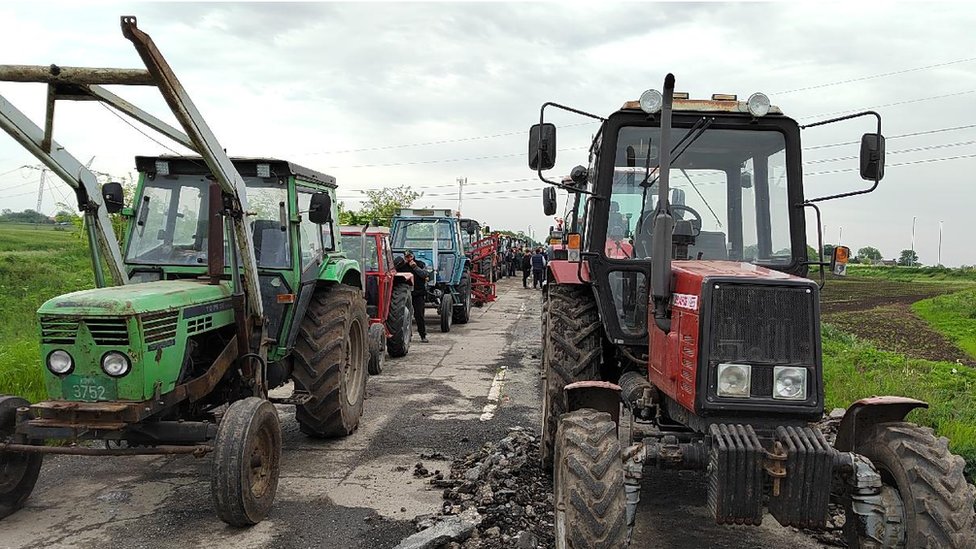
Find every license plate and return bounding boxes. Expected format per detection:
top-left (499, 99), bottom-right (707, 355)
top-left (62, 376), bottom-right (116, 401)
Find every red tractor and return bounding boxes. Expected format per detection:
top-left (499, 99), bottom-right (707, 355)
top-left (531, 75), bottom-right (975, 547)
top-left (340, 226), bottom-right (414, 374)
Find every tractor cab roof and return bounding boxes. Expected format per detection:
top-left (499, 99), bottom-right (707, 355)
top-left (135, 155), bottom-right (337, 188)
top-left (620, 95), bottom-right (784, 116)
top-left (339, 225), bottom-right (390, 236)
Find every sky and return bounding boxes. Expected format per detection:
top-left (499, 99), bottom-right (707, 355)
top-left (0, 2), bottom-right (974, 265)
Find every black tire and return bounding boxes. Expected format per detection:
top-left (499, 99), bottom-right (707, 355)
top-left (292, 285), bottom-right (368, 438)
top-left (0, 395), bottom-right (42, 520)
top-left (367, 323), bottom-right (386, 375)
top-left (553, 409), bottom-right (628, 549)
top-left (439, 294), bottom-right (453, 333)
top-left (211, 397), bottom-right (281, 526)
top-left (386, 284), bottom-right (412, 358)
top-left (541, 284), bottom-right (602, 470)
top-left (453, 274), bottom-right (472, 324)
top-left (844, 422), bottom-right (976, 548)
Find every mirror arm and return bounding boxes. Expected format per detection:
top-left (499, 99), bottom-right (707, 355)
top-left (797, 201), bottom-right (826, 289)
top-left (535, 101), bottom-right (605, 192)
top-left (802, 110), bottom-right (882, 203)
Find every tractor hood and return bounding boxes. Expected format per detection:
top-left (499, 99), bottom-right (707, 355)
top-left (671, 260), bottom-right (801, 282)
top-left (38, 280), bottom-right (233, 316)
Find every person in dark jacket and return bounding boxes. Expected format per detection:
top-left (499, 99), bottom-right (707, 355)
top-left (531, 247), bottom-right (547, 289)
top-left (395, 251), bottom-right (429, 342)
top-left (521, 250), bottom-right (532, 288)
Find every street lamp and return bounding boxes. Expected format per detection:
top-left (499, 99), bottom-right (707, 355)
top-left (939, 220), bottom-right (944, 266)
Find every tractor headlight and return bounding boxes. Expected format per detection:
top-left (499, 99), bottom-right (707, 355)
top-left (639, 89), bottom-right (663, 114)
top-left (47, 350), bottom-right (73, 375)
top-left (747, 92), bottom-right (771, 117)
top-left (101, 351), bottom-right (131, 377)
top-left (716, 363), bottom-right (751, 398)
top-left (773, 366), bottom-right (807, 400)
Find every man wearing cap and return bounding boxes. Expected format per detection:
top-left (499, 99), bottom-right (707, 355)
top-left (395, 250), bottom-right (429, 343)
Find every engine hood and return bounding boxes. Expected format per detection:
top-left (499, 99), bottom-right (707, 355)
top-left (38, 280), bottom-right (233, 316)
top-left (672, 260), bottom-right (803, 281)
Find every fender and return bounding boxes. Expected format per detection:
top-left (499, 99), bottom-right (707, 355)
top-left (547, 259), bottom-right (590, 284)
top-left (320, 257), bottom-right (363, 288)
top-left (565, 381), bottom-right (622, 426)
top-left (834, 396), bottom-right (928, 452)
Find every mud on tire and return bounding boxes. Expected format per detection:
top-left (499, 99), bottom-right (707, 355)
top-left (846, 421), bottom-right (976, 548)
top-left (292, 285), bottom-right (368, 438)
top-left (541, 284), bottom-right (602, 470)
top-left (386, 283), bottom-right (412, 358)
top-left (554, 409), bottom-right (627, 549)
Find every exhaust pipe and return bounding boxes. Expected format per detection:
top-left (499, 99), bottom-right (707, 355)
top-left (651, 74), bottom-right (676, 333)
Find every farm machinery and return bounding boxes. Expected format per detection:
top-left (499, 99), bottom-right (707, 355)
top-left (340, 225), bottom-right (414, 374)
top-left (0, 17), bottom-right (369, 526)
top-left (391, 208), bottom-right (472, 332)
top-left (531, 76), bottom-right (976, 547)
top-left (459, 218), bottom-right (499, 306)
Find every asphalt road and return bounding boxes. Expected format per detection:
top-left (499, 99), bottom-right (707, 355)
top-left (0, 277), bottom-right (832, 548)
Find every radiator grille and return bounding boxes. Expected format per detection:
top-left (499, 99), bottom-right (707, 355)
top-left (83, 318), bottom-right (129, 346)
top-left (708, 283), bottom-right (815, 365)
top-left (142, 311), bottom-right (179, 345)
top-left (40, 316), bottom-right (79, 344)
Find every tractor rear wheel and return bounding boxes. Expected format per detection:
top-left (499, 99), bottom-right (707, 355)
top-left (386, 284), bottom-right (412, 358)
top-left (844, 422), bottom-right (976, 548)
top-left (292, 285), bottom-right (368, 438)
top-left (453, 274), bottom-right (472, 324)
top-left (439, 294), bottom-right (453, 333)
top-left (211, 397), bottom-right (281, 526)
top-left (367, 323), bottom-right (386, 375)
top-left (553, 409), bottom-right (627, 549)
top-left (542, 284), bottom-right (602, 470)
top-left (0, 395), bottom-right (42, 520)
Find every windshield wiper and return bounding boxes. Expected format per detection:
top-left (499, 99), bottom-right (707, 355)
top-left (643, 117), bottom-right (714, 189)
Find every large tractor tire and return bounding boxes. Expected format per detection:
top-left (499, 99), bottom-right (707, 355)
top-left (553, 409), bottom-right (628, 549)
top-left (386, 284), bottom-right (412, 358)
top-left (453, 273), bottom-right (472, 324)
top-left (439, 294), bottom-right (453, 333)
top-left (292, 285), bottom-right (368, 438)
top-left (211, 397), bottom-right (281, 526)
top-left (844, 422), bottom-right (976, 548)
top-left (367, 323), bottom-right (386, 375)
top-left (0, 395), bottom-right (42, 520)
top-left (542, 284), bottom-right (602, 470)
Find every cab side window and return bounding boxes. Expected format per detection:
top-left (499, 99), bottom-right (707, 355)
top-left (297, 189), bottom-right (324, 268)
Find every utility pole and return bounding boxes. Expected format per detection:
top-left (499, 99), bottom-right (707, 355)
top-left (910, 215), bottom-right (917, 267)
top-left (939, 220), bottom-right (944, 266)
top-left (35, 168), bottom-right (46, 213)
top-left (456, 176), bottom-right (466, 215)
top-left (838, 226), bottom-right (843, 244)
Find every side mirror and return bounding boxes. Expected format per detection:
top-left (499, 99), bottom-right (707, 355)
top-left (102, 182), bottom-right (125, 214)
top-left (542, 187), bottom-right (557, 216)
top-left (308, 192), bottom-right (333, 224)
top-left (831, 245), bottom-right (851, 276)
top-left (528, 123), bottom-right (557, 170)
top-left (860, 133), bottom-right (885, 181)
top-left (740, 171), bottom-right (753, 189)
top-left (466, 225), bottom-right (476, 236)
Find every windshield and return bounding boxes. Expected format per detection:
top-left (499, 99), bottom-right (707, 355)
top-left (607, 126), bottom-right (791, 264)
top-left (392, 219), bottom-right (456, 251)
top-left (340, 233), bottom-right (379, 271)
top-left (126, 175), bottom-right (291, 268)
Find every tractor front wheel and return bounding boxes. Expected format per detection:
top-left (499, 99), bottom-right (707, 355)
top-left (292, 285), bottom-right (369, 438)
top-left (553, 409), bottom-right (628, 549)
top-left (0, 395), bottom-right (42, 520)
top-left (453, 274), bottom-right (472, 324)
top-left (211, 397), bottom-right (281, 526)
top-left (439, 294), bottom-right (453, 333)
top-left (386, 284), bottom-right (412, 358)
top-left (367, 323), bottom-right (386, 375)
top-left (844, 422), bottom-right (976, 548)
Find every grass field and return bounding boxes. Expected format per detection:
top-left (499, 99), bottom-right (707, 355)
top-left (913, 289), bottom-right (976, 360)
top-left (0, 224), bottom-right (92, 402)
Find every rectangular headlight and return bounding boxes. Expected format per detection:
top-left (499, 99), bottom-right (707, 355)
top-left (773, 366), bottom-right (807, 400)
top-left (717, 363), bottom-right (751, 398)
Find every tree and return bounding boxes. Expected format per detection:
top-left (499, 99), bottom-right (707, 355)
top-left (857, 246), bottom-right (883, 262)
top-left (358, 186), bottom-right (422, 225)
top-left (337, 201), bottom-right (370, 226)
top-left (898, 249), bottom-right (919, 266)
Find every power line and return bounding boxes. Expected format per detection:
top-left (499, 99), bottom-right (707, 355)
top-left (804, 139), bottom-right (976, 165)
top-left (773, 56), bottom-right (976, 95)
top-left (804, 152), bottom-right (976, 177)
top-left (321, 146), bottom-right (587, 169)
top-left (99, 103), bottom-right (186, 156)
top-left (804, 123), bottom-right (976, 151)
top-left (800, 89), bottom-right (976, 120)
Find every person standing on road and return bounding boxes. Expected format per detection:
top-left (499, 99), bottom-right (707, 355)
top-left (521, 249), bottom-right (532, 288)
top-left (531, 247), bottom-right (547, 289)
top-left (395, 251), bottom-right (429, 343)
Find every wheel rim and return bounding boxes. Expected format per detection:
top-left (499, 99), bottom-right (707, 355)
top-left (402, 306), bottom-right (412, 343)
top-left (344, 318), bottom-right (366, 404)
top-left (248, 418), bottom-right (275, 500)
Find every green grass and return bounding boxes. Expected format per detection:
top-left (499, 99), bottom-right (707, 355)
top-left (0, 224), bottom-right (92, 402)
top-left (823, 323), bottom-right (976, 476)
top-left (846, 264), bottom-right (976, 283)
top-left (913, 289), bottom-right (976, 360)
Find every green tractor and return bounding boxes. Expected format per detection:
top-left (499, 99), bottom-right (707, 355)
top-left (0, 17), bottom-right (368, 525)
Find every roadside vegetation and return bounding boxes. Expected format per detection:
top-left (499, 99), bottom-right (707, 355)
top-left (0, 223), bottom-right (92, 402)
top-left (913, 289), bottom-right (976, 360)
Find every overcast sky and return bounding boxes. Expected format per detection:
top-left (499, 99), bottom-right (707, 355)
top-left (1, 2), bottom-right (975, 265)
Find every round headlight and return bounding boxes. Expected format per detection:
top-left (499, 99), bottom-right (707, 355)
top-left (773, 366), bottom-right (807, 400)
top-left (101, 352), bottom-right (131, 377)
top-left (639, 89), bottom-right (664, 114)
top-left (747, 92), bottom-right (771, 117)
top-left (47, 350), bottom-right (73, 375)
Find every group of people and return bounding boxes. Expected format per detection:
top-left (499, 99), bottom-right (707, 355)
top-left (504, 247), bottom-right (548, 289)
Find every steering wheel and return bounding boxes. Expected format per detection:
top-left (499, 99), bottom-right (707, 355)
top-left (635, 204), bottom-right (704, 257)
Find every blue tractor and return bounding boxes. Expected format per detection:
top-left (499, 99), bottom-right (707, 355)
top-left (390, 209), bottom-right (473, 332)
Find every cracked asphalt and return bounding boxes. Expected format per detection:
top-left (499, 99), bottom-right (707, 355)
top-left (1, 278), bottom-right (833, 548)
